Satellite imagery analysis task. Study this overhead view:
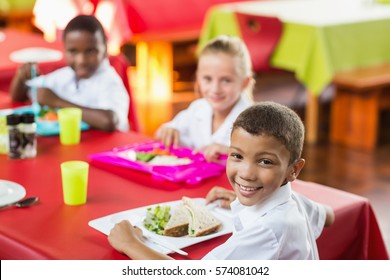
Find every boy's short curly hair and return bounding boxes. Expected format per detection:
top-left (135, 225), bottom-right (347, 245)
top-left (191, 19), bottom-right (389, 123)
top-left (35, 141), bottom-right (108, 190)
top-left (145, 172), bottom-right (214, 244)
top-left (63, 15), bottom-right (107, 46)
top-left (232, 101), bottom-right (304, 164)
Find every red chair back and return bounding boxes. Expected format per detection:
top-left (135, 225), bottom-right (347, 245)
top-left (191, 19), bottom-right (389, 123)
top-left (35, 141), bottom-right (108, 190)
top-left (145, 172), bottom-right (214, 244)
top-left (235, 12), bottom-right (283, 72)
top-left (109, 55), bottom-right (140, 132)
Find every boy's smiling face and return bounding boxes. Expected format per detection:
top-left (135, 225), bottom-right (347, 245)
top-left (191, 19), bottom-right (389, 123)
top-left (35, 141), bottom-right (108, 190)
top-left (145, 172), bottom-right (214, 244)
top-left (64, 30), bottom-right (106, 80)
top-left (226, 127), bottom-right (304, 206)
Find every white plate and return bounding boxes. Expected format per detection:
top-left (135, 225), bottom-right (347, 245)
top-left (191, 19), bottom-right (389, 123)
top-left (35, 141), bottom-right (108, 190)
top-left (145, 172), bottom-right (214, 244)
top-left (10, 47), bottom-right (63, 63)
top-left (0, 180), bottom-right (26, 207)
top-left (89, 198), bottom-right (234, 255)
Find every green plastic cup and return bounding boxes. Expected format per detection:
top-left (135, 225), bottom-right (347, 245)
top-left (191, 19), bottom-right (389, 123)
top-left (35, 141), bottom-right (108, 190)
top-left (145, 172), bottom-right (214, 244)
top-left (61, 161), bottom-right (89, 205)
top-left (58, 108), bottom-right (82, 145)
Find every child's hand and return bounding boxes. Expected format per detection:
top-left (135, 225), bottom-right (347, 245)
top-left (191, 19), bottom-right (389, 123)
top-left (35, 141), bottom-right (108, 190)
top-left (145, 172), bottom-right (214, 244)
top-left (198, 143), bottom-right (228, 163)
top-left (16, 63), bottom-right (40, 81)
top-left (155, 126), bottom-right (180, 148)
top-left (37, 88), bottom-right (61, 107)
top-left (108, 220), bottom-right (143, 255)
top-left (205, 186), bottom-right (236, 209)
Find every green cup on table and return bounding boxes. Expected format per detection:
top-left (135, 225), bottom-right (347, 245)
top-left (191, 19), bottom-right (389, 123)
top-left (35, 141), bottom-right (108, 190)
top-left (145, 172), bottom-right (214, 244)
top-left (58, 107), bottom-right (82, 145)
top-left (61, 161), bottom-right (89, 206)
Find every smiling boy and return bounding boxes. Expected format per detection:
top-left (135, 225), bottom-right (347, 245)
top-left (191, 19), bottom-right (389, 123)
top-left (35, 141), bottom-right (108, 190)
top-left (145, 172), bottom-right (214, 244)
top-left (204, 101), bottom-right (334, 259)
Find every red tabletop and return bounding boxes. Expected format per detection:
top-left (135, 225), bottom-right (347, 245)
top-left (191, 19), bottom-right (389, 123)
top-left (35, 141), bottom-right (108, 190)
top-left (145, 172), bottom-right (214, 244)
top-left (0, 29), bottom-right (66, 92)
top-left (0, 96), bottom-right (388, 260)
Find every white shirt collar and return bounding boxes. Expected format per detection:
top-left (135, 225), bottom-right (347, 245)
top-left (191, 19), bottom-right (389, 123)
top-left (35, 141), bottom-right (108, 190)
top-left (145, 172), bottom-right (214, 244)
top-left (231, 182), bottom-right (292, 231)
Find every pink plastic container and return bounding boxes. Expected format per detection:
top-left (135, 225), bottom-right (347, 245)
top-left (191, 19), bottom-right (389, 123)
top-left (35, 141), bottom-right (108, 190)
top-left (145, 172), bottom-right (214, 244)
top-left (88, 141), bottom-right (226, 184)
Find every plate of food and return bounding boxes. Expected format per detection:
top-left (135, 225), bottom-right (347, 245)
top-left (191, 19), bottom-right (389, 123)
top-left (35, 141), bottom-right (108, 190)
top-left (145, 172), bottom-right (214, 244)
top-left (88, 197), bottom-right (234, 255)
top-left (88, 142), bottom-right (226, 184)
top-left (36, 107), bottom-right (90, 136)
top-left (2, 106), bottom-right (90, 136)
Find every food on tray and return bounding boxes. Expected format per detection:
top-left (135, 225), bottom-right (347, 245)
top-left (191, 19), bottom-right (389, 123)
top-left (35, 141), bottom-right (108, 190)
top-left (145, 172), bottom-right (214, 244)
top-left (117, 147), bottom-right (192, 166)
top-left (143, 205), bottom-right (171, 235)
top-left (39, 107), bottom-right (58, 121)
top-left (148, 155), bottom-right (191, 166)
top-left (161, 197), bottom-right (222, 237)
top-left (136, 152), bottom-right (156, 162)
top-left (149, 148), bottom-right (172, 156)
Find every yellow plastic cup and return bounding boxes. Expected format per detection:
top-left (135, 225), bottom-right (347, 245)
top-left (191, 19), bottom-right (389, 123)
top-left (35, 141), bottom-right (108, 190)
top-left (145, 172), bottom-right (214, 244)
top-left (58, 108), bottom-right (82, 145)
top-left (60, 161), bottom-right (89, 205)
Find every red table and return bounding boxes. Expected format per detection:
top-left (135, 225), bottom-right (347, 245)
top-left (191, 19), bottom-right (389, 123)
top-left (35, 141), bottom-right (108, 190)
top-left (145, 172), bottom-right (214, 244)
top-left (0, 96), bottom-right (388, 260)
top-left (0, 29), bottom-right (66, 92)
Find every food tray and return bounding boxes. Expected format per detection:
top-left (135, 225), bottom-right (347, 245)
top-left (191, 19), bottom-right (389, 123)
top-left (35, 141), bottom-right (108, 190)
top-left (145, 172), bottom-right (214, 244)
top-left (88, 141), bottom-right (226, 184)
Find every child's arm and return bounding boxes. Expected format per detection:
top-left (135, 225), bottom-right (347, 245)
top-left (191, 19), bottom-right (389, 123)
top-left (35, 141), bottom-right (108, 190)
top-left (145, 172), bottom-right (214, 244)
top-left (10, 63), bottom-right (37, 102)
top-left (205, 186), bottom-right (236, 209)
top-left (37, 88), bottom-right (118, 132)
top-left (323, 204), bottom-right (335, 227)
top-left (108, 220), bottom-right (173, 260)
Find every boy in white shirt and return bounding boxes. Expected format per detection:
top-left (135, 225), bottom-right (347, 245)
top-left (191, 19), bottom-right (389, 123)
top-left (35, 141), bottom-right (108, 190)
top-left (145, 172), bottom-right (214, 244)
top-left (10, 15), bottom-right (129, 132)
top-left (108, 101), bottom-right (334, 259)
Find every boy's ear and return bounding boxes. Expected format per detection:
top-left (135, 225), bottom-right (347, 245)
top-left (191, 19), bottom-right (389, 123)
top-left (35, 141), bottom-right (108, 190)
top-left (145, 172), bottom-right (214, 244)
top-left (287, 158), bottom-right (305, 182)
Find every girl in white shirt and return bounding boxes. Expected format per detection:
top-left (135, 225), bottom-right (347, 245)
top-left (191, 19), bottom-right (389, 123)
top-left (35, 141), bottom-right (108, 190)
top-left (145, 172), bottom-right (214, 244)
top-left (108, 102), bottom-right (335, 260)
top-left (155, 35), bottom-right (254, 162)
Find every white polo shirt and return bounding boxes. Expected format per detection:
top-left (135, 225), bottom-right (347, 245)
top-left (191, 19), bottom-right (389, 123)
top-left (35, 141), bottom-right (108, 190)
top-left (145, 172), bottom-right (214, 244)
top-left (162, 95), bottom-right (252, 149)
top-left (27, 59), bottom-right (129, 131)
top-left (202, 182), bottom-right (326, 260)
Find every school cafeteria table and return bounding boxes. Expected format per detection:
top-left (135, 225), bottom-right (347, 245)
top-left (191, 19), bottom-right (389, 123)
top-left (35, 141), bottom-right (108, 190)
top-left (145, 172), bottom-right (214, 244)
top-left (0, 93), bottom-right (387, 260)
top-left (0, 29), bottom-right (65, 92)
top-left (199, 0), bottom-right (390, 144)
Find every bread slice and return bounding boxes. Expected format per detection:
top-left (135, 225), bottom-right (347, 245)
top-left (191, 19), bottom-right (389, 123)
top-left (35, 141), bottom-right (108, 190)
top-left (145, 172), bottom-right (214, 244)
top-left (163, 204), bottom-right (189, 237)
top-left (182, 196), bottom-right (222, 237)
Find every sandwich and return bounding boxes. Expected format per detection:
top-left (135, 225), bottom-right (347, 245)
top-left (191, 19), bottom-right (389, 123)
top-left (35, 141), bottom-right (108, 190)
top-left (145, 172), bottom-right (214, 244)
top-left (163, 197), bottom-right (221, 237)
top-left (182, 196), bottom-right (222, 237)
top-left (163, 204), bottom-right (189, 237)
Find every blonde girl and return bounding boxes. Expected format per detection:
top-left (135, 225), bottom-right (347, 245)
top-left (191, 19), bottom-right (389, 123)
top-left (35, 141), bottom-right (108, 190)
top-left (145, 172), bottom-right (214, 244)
top-left (155, 35), bottom-right (254, 162)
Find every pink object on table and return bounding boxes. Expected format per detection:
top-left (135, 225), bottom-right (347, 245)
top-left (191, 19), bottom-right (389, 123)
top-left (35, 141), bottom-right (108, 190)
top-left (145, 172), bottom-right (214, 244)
top-left (89, 141), bottom-right (226, 184)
